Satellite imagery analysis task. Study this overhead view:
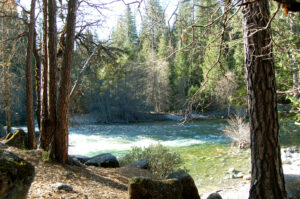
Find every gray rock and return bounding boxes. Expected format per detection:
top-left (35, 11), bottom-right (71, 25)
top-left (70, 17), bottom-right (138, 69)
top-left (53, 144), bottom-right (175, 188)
top-left (3, 129), bottom-right (27, 149)
top-left (68, 156), bottom-right (86, 168)
top-left (285, 174), bottom-right (300, 199)
top-left (128, 177), bottom-right (183, 199)
top-left (167, 170), bottom-right (200, 199)
top-left (85, 153), bottom-right (119, 168)
top-left (0, 124), bottom-right (6, 138)
top-left (243, 174), bottom-right (251, 180)
top-left (0, 150), bottom-right (35, 199)
top-left (282, 160), bottom-right (292, 165)
top-left (70, 155), bottom-right (90, 163)
top-left (235, 172), bottom-right (244, 178)
top-left (52, 183), bottom-right (73, 192)
top-left (207, 192), bottom-right (222, 199)
top-left (126, 159), bottom-right (149, 169)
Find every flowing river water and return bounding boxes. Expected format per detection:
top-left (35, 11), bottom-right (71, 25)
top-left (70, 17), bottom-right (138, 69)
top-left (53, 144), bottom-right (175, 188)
top-left (68, 119), bottom-right (299, 193)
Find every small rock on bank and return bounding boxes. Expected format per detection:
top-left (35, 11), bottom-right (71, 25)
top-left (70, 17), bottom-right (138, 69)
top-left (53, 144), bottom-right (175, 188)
top-left (52, 183), bottom-right (73, 192)
top-left (126, 159), bottom-right (149, 169)
top-left (207, 192), bottom-right (222, 199)
top-left (85, 153), bottom-right (119, 168)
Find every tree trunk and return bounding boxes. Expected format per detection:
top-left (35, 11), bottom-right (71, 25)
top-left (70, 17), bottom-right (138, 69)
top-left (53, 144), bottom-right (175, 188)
top-left (25, 0), bottom-right (37, 149)
top-left (47, 0), bottom-right (57, 153)
top-left (33, 29), bottom-right (41, 130)
top-left (1, 18), bottom-right (11, 134)
top-left (40, 0), bottom-right (49, 149)
top-left (54, 0), bottom-right (77, 163)
top-left (242, 1), bottom-right (287, 198)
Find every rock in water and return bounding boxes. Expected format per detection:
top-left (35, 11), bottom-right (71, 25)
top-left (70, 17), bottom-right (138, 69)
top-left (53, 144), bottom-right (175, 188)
top-left (167, 170), bottom-right (200, 199)
top-left (0, 150), bottom-right (35, 199)
top-left (85, 153), bottom-right (119, 168)
top-left (3, 129), bottom-right (27, 149)
top-left (207, 192), bottom-right (222, 199)
top-left (129, 177), bottom-right (183, 199)
top-left (126, 159), bottom-right (149, 169)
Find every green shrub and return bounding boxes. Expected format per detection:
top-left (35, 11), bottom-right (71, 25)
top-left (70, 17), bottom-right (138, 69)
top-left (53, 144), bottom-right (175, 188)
top-left (41, 151), bottom-right (51, 162)
top-left (119, 144), bottom-right (185, 177)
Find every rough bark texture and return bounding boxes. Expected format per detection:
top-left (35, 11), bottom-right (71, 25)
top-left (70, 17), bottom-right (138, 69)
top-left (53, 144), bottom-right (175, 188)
top-left (47, 0), bottom-right (57, 153)
top-left (33, 29), bottom-right (41, 129)
top-left (25, 0), bottom-right (37, 149)
top-left (242, 1), bottom-right (287, 199)
top-left (54, 0), bottom-right (77, 163)
top-left (40, 0), bottom-right (49, 150)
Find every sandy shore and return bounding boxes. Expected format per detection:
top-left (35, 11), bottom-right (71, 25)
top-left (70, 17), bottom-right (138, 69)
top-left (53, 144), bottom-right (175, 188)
top-left (202, 147), bottom-right (300, 199)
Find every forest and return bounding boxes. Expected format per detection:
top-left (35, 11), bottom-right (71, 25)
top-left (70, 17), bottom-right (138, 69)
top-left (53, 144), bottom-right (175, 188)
top-left (0, 0), bottom-right (299, 199)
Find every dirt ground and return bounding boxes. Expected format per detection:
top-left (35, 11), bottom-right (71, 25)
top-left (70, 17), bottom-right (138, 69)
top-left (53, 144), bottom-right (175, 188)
top-left (0, 143), bottom-right (156, 199)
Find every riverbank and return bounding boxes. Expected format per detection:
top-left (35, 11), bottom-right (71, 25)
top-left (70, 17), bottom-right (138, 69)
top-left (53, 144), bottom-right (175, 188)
top-left (1, 142), bottom-right (299, 199)
top-left (202, 146), bottom-right (300, 199)
top-left (69, 109), bottom-right (242, 125)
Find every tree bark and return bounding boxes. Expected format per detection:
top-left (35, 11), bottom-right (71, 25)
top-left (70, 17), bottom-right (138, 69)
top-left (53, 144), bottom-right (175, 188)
top-left (25, 0), bottom-right (37, 149)
top-left (33, 29), bottom-right (41, 130)
top-left (1, 18), bottom-right (11, 134)
top-left (40, 0), bottom-right (49, 149)
top-left (242, 1), bottom-right (287, 199)
top-left (54, 0), bottom-right (77, 163)
top-left (47, 0), bottom-right (57, 153)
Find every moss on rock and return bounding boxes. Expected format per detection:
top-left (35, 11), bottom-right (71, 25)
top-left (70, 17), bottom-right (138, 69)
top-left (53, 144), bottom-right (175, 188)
top-left (0, 150), bottom-right (35, 199)
top-left (129, 177), bottom-right (183, 199)
top-left (3, 129), bottom-right (28, 149)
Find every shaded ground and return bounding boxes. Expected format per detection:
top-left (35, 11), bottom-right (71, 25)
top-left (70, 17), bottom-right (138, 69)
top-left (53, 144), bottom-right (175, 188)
top-left (0, 143), bottom-right (156, 199)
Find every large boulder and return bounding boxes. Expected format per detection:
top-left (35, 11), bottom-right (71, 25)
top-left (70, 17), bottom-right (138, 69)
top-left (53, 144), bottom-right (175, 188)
top-left (0, 124), bottom-right (6, 138)
top-left (3, 129), bottom-right (27, 149)
top-left (85, 153), bottom-right (119, 168)
top-left (167, 170), bottom-right (200, 199)
top-left (285, 174), bottom-right (300, 199)
top-left (129, 177), bottom-right (183, 199)
top-left (0, 150), bottom-right (35, 199)
top-left (126, 159), bottom-right (149, 169)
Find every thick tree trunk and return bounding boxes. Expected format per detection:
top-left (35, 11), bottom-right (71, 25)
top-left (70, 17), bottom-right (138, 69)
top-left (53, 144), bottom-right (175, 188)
top-left (54, 0), bottom-right (77, 163)
top-left (47, 0), bottom-right (57, 153)
top-left (33, 30), bottom-right (41, 129)
top-left (242, 1), bottom-right (287, 199)
top-left (25, 0), bottom-right (37, 149)
top-left (40, 0), bottom-right (49, 149)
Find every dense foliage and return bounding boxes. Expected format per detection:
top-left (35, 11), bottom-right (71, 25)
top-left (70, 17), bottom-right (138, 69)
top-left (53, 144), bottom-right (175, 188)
top-left (0, 0), bottom-right (299, 124)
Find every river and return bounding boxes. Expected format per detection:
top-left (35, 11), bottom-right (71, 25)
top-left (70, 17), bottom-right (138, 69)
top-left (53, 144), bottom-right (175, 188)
top-left (68, 119), bottom-right (299, 193)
